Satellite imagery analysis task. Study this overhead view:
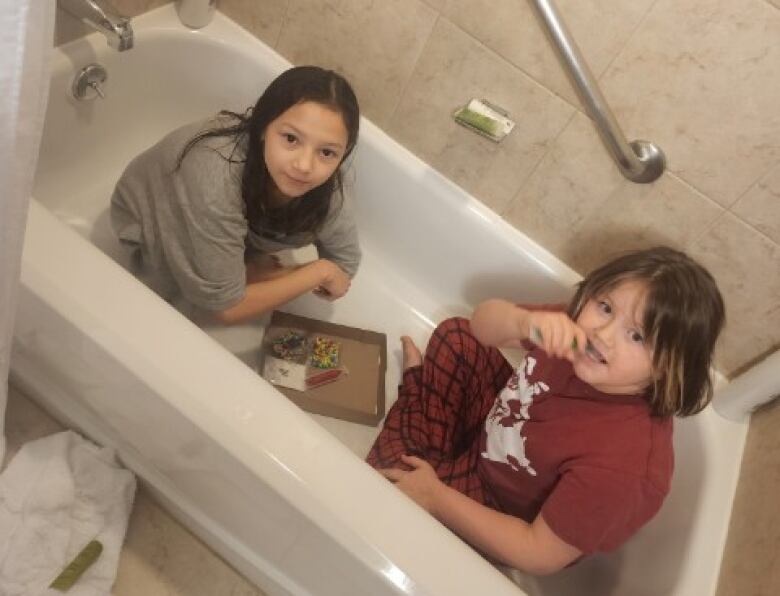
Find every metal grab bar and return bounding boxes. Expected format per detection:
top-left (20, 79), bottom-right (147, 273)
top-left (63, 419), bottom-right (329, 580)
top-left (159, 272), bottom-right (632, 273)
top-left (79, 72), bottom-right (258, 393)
top-left (530, 0), bottom-right (665, 183)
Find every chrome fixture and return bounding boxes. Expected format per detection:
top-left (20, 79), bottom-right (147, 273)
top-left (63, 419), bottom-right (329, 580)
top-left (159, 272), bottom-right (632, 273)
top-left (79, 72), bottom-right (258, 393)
top-left (58, 0), bottom-right (134, 51)
top-left (530, 0), bottom-right (665, 183)
top-left (72, 63), bottom-right (108, 100)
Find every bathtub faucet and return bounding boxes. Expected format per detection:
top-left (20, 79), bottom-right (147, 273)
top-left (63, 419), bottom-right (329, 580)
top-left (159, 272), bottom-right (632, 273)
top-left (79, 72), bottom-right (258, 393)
top-left (58, 0), bottom-right (134, 51)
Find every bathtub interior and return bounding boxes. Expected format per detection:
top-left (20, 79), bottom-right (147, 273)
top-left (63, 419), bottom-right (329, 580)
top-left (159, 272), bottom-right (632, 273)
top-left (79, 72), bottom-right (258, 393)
top-left (23, 6), bottom-right (749, 596)
top-left (34, 11), bottom-right (578, 460)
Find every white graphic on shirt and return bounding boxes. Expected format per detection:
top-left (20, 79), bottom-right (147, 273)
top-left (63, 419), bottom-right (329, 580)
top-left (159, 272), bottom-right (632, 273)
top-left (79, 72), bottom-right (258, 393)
top-left (481, 355), bottom-right (549, 476)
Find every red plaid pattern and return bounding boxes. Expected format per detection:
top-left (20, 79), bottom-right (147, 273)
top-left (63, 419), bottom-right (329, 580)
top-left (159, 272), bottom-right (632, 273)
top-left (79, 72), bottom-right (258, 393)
top-left (367, 317), bottom-right (513, 504)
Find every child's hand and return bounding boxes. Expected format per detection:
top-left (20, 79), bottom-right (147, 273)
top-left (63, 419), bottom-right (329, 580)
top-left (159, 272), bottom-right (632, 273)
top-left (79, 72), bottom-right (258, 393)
top-left (526, 310), bottom-right (587, 362)
top-left (315, 259), bottom-right (351, 300)
top-left (378, 454), bottom-right (444, 514)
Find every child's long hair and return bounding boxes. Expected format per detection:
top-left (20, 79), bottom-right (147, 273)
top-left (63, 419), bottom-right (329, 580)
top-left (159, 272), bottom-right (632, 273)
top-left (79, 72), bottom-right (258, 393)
top-left (176, 65), bottom-right (360, 236)
top-left (567, 247), bottom-right (725, 417)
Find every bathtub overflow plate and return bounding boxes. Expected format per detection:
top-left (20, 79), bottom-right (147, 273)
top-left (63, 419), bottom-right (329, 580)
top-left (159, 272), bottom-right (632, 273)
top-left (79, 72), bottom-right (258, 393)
top-left (72, 64), bottom-right (108, 100)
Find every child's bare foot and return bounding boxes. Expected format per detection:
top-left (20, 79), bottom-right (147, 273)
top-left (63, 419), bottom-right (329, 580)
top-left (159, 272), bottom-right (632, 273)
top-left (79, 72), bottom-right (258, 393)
top-left (400, 335), bottom-right (422, 370)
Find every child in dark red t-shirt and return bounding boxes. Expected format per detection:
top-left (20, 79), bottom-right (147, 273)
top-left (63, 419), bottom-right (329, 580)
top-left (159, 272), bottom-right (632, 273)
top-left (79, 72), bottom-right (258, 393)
top-left (368, 246), bottom-right (725, 574)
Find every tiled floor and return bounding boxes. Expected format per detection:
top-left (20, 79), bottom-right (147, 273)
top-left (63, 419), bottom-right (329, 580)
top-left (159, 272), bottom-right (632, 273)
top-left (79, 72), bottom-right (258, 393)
top-left (4, 384), bottom-right (267, 596)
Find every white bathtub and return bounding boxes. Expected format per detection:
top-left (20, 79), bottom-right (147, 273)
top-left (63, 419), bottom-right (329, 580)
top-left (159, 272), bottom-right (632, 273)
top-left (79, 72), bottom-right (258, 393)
top-left (12, 5), bottom-right (749, 596)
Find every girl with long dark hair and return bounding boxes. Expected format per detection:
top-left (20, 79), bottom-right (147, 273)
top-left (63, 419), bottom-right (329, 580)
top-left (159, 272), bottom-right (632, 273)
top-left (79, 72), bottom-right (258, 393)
top-left (111, 66), bottom-right (361, 324)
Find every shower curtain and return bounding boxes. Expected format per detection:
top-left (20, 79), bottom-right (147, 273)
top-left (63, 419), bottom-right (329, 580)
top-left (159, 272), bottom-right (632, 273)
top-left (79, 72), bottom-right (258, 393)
top-left (0, 1), bottom-right (54, 465)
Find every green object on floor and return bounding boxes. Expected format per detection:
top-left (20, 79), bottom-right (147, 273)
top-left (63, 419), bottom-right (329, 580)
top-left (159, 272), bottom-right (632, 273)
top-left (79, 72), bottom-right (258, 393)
top-left (49, 539), bottom-right (103, 591)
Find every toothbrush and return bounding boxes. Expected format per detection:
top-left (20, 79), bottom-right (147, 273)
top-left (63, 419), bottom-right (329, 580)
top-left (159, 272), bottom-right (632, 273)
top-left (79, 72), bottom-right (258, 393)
top-left (532, 327), bottom-right (581, 351)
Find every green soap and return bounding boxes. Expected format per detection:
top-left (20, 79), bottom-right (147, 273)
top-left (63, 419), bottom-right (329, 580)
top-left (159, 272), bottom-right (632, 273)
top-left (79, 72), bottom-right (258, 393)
top-left (455, 108), bottom-right (499, 137)
top-left (50, 540), bottom-right (103, 591)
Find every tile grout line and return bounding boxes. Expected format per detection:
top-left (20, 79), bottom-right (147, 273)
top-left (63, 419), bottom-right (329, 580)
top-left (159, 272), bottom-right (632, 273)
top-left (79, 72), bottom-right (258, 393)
top-left (499, 109), bottom-right (579, 218)
top-left (441, 16), bottom-right (581, 112)
top-left (763, 0), bottom-right (780, 12)
top-left (668, 163), bottom-right (780, 249)
top-left (594, 0), bottom-right (663, 82)
top-left (273, 0), bottom-right (292, 50)
top-left (386, 10), bottom-right (441, 126)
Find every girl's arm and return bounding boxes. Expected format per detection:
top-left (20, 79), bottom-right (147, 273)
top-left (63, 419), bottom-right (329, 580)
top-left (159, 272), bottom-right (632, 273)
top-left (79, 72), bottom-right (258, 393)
top-left (470, 299), bottom-right (532, 349)
top-left (434, 475), bottom-right (581, 574)
top-left (381, 455), bottom-right (582, 575)
top-left (471, 299), bottom-right (586, 361)
top-left (314, 187), bottom-right (362, 277)
top-left (212, 259), bottom-right (349, 325)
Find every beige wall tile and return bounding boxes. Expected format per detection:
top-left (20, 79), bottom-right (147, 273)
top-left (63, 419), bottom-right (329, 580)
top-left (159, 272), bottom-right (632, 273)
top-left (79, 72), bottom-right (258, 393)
top-left (565, 174), bottom-right (724, 274)
top-left (275, 0), bottom-right (437, 126)
top-left (219, 0), bottom-right (289, 47)
top-left (116, 0), bottom-right (170, 12)
top-left (732, 162), bottom-right (780, 245)
top-left (716, 398), bottom-right (780, 596)
top-left (387, 18), bottom-right (574, 214)
top-left (56, 0), bottom-right (170, 46)
top-left (504, 112), bottom-right (724, 273)
top-left (504, 112), bottom-right (624, 258)
top-left (601, 0), bottom-right (780, 207)
top-left (422, 0), bottom-right (447, 11)
top-left (444, 0), bottom-right (656, 107)
top-left (56, 7), bottom-right (91, 45)
top-left (689, 213), bottom-right (780, 375)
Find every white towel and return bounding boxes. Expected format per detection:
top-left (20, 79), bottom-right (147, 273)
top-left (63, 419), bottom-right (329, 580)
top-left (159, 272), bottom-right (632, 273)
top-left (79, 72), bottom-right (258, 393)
top-left (0, 430), bottom-right (136, 596)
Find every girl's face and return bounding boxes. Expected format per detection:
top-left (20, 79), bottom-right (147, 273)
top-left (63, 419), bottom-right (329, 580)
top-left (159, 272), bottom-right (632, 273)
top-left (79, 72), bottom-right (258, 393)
top-left (572, 278), bottom-right (654, 395)
top-left (263, 100), bottom-right (349, 203)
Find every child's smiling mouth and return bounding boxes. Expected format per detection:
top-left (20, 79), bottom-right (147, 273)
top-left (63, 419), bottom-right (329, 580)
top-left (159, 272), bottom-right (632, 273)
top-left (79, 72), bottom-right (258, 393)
top-left (584, 340), bottom-right (607, 364)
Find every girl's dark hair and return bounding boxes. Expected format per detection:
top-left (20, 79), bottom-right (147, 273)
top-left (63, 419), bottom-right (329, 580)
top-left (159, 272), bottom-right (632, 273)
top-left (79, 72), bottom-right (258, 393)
top-left (176, 65), bottom-right (360, 235)
top-left (567, 246), bottom-right (725, 418)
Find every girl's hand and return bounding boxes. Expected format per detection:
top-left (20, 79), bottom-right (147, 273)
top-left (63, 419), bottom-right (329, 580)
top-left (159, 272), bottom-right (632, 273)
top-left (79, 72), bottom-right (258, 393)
top-left (378, 454), bottom-right (444, 514)
top-left (315, 259), bottom-right (351, 300)
top-left (526, 310), bottom-right (587, 362)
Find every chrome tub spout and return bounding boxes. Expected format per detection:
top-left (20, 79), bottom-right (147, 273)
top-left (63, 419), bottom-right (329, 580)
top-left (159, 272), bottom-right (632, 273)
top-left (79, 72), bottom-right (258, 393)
top-left (59, 0), bottom-right (133, 51)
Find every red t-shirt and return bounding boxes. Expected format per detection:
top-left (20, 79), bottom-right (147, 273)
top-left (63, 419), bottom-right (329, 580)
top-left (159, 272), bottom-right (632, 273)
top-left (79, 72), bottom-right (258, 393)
top-left (477, 346), bottom-right (673, 554)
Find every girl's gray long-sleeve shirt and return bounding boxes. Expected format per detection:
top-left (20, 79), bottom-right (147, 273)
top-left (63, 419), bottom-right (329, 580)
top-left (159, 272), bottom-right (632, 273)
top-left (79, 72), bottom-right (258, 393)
top-left (110, 118), bottom-right (361, 312)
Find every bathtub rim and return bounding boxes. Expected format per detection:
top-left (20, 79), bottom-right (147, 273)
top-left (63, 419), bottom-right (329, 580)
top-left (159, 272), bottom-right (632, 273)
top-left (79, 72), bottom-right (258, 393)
top-left (19, 198), bottom-right (527, 595)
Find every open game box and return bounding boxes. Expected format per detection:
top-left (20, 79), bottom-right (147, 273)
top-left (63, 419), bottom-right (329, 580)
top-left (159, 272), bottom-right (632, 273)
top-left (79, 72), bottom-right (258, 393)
top-left (260, 311), bottom-right (387, 426)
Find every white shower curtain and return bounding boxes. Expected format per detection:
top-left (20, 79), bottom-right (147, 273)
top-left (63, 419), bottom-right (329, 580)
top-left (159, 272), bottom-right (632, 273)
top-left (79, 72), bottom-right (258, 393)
top-left (0, 1), bottom-right (54, 465)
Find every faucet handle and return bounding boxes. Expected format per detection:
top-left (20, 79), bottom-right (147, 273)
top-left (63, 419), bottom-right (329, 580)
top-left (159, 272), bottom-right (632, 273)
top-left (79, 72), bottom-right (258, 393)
top-left (72, 63), bottom-right (108, 100)
top-left (88, 80), bottom-right (106, 99)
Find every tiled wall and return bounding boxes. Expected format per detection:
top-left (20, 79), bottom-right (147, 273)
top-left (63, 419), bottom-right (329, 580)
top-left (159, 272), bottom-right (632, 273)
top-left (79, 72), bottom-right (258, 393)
top-left (55, 0), bottom-right (779, 593)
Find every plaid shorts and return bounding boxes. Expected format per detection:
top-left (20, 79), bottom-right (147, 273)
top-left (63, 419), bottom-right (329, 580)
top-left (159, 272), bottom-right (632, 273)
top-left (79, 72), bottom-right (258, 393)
top-left (366, 317), bottom-right (513, 504)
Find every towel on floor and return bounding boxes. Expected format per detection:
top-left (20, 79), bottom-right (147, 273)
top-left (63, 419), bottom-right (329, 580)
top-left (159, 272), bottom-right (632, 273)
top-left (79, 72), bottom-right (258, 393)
top-left (0, 430), bottom-right (136, 596)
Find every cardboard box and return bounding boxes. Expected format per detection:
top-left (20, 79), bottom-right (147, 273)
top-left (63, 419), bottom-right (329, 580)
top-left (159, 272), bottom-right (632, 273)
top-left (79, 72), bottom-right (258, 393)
top-left (261, 311), bottom-right (387, 426)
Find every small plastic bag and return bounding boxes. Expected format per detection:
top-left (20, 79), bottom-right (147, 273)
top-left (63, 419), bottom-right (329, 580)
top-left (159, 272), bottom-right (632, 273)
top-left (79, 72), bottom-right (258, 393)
top-left (261, 328), bottom-right (347, 391)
